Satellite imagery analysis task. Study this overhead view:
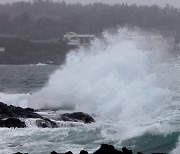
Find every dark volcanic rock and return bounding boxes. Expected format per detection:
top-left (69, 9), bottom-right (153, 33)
top-left (14, 153), bottom-right (28, 154)
top-left (122, 147), bottom-right (133, 154)
top-left (93, 144), bottom-right (122, 154)
top-left (50, 151), bottom-right (59, 154)
top-left (65, 151), bottom-right (73, 154)
top-left (79, 150), bottom-right (88, 154)
top-left (152, 153), bottom-right (166, 154)
top-left (60, 112), bottom-right (95, 123)
top-left (13, 144), bottom-right (164, 154)
top-left (0, 102), bottom-right (95, 128)
top-left (0, 102), bottom-right (59, 128)
top-left (36, 118), bottom-right (58, 128)
top-left (25, 107), bottom-right (35, 112)
top-left (0, 102), bottom-right (42, 119)
top-left (0, 118), bottom-right (26, 128)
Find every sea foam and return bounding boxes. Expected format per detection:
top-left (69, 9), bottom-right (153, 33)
top-left (1, 28), bottom-right (180, 122)
top-left (1, 28), bottom-right (180, 153)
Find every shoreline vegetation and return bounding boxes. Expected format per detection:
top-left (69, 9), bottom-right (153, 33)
top-left (1, 1), bottom-right (180, 41)
top-left (0, 1), bottom-right (180, 64)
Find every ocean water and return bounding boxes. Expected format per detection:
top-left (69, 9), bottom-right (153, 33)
top-left (0, 28), bottom-right (180, 154)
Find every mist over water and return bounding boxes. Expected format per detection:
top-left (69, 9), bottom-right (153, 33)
top-left (1, 28), bottom-right (180, 153)
top-left (2, 28), bottom-right (180, 118)
top-left (26, 28), bottom-right (179, 118)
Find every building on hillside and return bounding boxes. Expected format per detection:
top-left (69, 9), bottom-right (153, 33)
top-left (0, 47), bottom-right (5, 52)
top-left (63, 32), bottom-right (95, 46)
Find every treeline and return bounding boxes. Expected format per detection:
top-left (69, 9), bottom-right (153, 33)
top-left (0, 38), bottom-right (72, 64)
top-left (0, 0), bottom-right (180, 41)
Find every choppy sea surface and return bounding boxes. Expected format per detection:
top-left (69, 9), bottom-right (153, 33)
top-left (1, 28), bottom-right (180, 154)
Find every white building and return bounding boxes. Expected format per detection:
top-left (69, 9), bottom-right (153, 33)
top-left (64, 32), bottom-right (94, 46)
top-left (0, 47), bottom-right (5, 52)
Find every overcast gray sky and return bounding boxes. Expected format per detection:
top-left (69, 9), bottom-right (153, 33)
top-left (0, 0), bottom-right (180, 8)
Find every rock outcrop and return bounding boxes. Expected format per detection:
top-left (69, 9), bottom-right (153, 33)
top-left (50, 151), bottom-right (59, 154)
top-left (79, 150), bottom-right (88, 154)
top-left (36, 118), bottom-right (58, 128)
top-left (60, 112), bottom-right (95, 123)
top-left (13, 144), bottom-right (168, 154)
top-left (0, 117), bottom-right (26, 128)
top-left (0, 102), bottom-right (57, 128)
top-left (49, 144), bottom-right (138, 154)
top-left (0, 102), bottom-right (41, 119)
top-left (14, 152), bottom-right (28, 154)
top-left (0, 102), bottom-right (95, 128)
top-left (93, 144), bottom-right (123, 154)
top-left (65, 151), bottom-right (73, 154)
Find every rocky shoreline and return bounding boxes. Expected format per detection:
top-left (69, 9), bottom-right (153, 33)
top-left (0, 102), bottom-right (166, 154)
top-left (14, 144), bottom-right (145, 154)
top-left (13, 143), bottom-right (167, 154)
top-left (0, 102), bottom-right (95, 128)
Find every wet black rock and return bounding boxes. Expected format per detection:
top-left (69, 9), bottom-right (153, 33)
top-left (122, 147), bottom-right (133, 154)
top-left (25, 107), bottom-right (35, 112)
top-left (60, 112), bottom-right (95, 123)
top-left (152, 153), bottom-right (166, 154)
top-left (65, 151), bottom-right (73, 154)
top-left (14, 152), bottom-right (28, 154)
top-left (50, 151), bottom-right (59, 154)
top-left (0, 102), bottom-right (58, 128)
top-left (79, 150), bottom-right (88, 154)
top-left (0, 102), bottom-right (96, 128)
top-left (0, 118), bottom-right (26, 128)
top-left (93, 144), bottom-right (122, 154)
top-left (14, 144), bottom-right (167, 154)
top-left (0, 102), bottom-right (42, 119)
top-left (36, 118), bottom-right (58, 128)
